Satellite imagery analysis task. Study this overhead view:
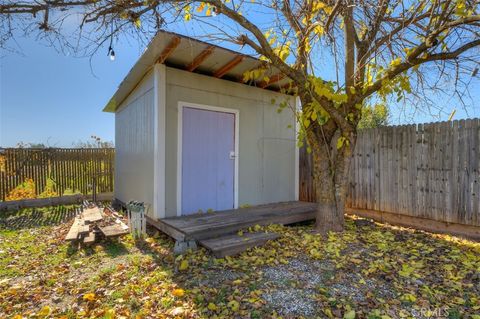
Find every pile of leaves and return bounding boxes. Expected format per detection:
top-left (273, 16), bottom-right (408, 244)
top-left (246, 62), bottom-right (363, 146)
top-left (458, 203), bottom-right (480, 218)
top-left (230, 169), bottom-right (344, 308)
top-left (0, 208), bottom-right (479, 318)
top-left (5, 179), bottom-right (37, 201)
top-left (5, 178), bottom-right (59, 201)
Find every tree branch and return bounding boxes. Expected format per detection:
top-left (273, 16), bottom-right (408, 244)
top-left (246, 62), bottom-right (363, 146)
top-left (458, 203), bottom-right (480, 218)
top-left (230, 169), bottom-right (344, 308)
top-left (361, 38), bottom-right (480, 100)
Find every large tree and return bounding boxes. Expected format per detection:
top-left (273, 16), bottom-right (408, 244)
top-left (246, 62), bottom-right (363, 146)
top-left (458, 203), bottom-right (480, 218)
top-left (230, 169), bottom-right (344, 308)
top-left (2, 0), bottom-right (479, 233)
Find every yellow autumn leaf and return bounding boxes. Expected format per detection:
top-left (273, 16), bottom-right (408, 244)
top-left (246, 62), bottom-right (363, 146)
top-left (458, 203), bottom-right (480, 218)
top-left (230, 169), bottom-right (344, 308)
top-left (401, 293), bottom-right (417, 303)
top-left (323, 308), bottom-right (334, 318)
top-left (314, 25), bottom-right (324, 36)
top-left (303, 118), bottom-right (311, 128)
top-left (38, 305), bottom-right (52, 317)
top-left (196, 2), bottom-right (205, 12)
top-left (134, 19), bottom-right (141, 28)
top-left (179, 260), bottom-right (189, 271)
top-left (389, 57), bottom-right (402, 68)
top-left (344, 310), bottom-right (356, 319)
top-left (323, 5), bottom-right (333, 14)
top-left (105, 308), bottom-right (115, 319)
top-left (83, 292), bottom-right (96, 301)
top-left (228, 300), bottom-right (240, 312)
top-left (312, 1), bottom-right (326, 12)
top-left (172, 288), bottom-right (185, 297)
top-left (336, 136), bottom-right (346, 150)
top-left (207, 302), bottom-right (218, 311)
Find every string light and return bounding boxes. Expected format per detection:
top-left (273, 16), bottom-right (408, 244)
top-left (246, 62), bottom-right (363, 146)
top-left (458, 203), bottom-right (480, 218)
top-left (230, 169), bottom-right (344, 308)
top-left (107, 20), bottom-right (116, 62)
top-left (108, 46), bottom-right (115, 61)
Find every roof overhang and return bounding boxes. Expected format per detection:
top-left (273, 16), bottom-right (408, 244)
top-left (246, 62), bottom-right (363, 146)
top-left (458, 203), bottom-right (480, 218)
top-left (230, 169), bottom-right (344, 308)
top-left (103, 30), bottom-right (294, 113)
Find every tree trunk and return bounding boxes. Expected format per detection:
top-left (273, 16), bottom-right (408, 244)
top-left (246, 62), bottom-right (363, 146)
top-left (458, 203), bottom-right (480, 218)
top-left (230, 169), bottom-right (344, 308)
top-left (307, 129), bottom-right (356, 234)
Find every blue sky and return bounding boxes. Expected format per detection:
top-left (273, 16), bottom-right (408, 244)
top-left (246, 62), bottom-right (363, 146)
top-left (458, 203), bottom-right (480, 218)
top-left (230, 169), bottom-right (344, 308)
top-left (0, 24), bottom-right (479, 147)
top-left (0, 35), bottom-right (138, 147)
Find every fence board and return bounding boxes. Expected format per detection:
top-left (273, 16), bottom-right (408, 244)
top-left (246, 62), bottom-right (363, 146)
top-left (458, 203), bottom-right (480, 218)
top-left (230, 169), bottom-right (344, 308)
top-left (0, 148), bottom-right (115, 201)
top-left (299, 119), bottom-right (480, 227)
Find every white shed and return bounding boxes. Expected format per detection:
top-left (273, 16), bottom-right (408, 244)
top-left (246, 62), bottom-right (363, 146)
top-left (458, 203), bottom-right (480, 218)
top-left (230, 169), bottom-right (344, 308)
top-left (104, 31), bottom-right (300, 221)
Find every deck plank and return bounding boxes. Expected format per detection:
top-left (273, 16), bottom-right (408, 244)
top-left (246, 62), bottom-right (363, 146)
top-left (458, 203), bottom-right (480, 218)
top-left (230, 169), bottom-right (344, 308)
top-left (155, 201), bottom-right (316, 241)
top-left (199, 232), bottom-right (280, 258)
top-left (146, 216), bottom-right (186, 241)
top-left (164, 201), bottom-right (314, 228)
top-left (167, 202), bottom-right (315, 232)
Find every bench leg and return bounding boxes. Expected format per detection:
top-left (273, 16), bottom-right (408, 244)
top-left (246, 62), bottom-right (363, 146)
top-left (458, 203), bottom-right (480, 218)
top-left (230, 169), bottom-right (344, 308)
top-left (173, 240), bottom-right (197, 254)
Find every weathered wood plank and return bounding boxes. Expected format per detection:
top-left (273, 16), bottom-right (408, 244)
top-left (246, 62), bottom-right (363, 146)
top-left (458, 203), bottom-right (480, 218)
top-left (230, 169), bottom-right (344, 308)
top-left (199, 232), bottom-right (280, 258)
top-left (82, 207), bottom-right (103, 222)
top-left (298, 118), bottom-right (479, 229)
top-left (146, 216), bottom-right (186, 242)
top-left (99, 224), bottom-right (129, 237)
top-left (163, 202), bottom-right (316, 232)
top-left (65, 217), bottom-right (83, 241)
top-left (346, 208), bottom-right (480, 240)
top-left (152, 201), bottom-right (317, 241)
top-left (0, 193), bottom-right (113, 211)
top-left (83, 231), bottom-right (96, 244)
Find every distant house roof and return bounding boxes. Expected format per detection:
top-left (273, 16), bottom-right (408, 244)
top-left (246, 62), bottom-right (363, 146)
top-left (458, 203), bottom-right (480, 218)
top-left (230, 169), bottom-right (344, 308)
top-left (103, 30), bottom-right (292, 112)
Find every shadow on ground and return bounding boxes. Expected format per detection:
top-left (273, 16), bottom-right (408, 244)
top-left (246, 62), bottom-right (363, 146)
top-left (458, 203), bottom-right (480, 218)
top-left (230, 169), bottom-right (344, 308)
top-left (0, 205), bottom-right (80, 230)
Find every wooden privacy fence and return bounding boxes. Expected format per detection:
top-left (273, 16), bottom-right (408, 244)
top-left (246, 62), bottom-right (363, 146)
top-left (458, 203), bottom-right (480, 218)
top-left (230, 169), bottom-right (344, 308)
top-left (300, 118), bottom-right (480, 228)
top-left (0, 148), bottom-right (115, 201)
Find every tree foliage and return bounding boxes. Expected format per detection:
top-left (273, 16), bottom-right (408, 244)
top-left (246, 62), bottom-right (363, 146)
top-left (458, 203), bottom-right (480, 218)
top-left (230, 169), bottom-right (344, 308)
top-left (358, 104), bottom-right (389, 129)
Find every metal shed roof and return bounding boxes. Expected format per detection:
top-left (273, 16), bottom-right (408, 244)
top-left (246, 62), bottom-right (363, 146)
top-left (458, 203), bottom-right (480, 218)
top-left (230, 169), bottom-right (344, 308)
top-left (103, 30), bottom-right (292, 112)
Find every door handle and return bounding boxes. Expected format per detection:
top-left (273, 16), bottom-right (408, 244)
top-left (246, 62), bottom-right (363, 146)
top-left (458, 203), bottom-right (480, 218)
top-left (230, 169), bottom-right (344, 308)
top-left (229, 151), bottom-right (236, 160)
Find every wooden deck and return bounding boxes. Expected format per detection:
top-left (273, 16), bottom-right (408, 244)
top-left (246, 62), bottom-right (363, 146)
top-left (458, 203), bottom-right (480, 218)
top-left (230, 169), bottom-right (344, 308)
top-left (147, 202), bottom-right (316, 256)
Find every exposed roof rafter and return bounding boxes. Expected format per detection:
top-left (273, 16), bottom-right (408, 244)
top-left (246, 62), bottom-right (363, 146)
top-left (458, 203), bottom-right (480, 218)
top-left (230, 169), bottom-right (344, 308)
top-left (280, 82), bottom-right (297, 93)
top-left (104, 31), bottom-right (295, 113)
top-left (186, 46), bottom-right (215, 72)
top-left (157, 36), bottom-right (181, 64)
top-left (213, 55), bottom-right (245, 78)
top-left (259, 73), bottom-right (285, 89)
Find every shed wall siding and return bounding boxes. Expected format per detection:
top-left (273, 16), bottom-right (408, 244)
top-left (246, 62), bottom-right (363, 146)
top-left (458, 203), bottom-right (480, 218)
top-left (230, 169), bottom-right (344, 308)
top-left (115, 71), bottom-right (155, 216)
top-left (164, 67), bottom-right (296, 217)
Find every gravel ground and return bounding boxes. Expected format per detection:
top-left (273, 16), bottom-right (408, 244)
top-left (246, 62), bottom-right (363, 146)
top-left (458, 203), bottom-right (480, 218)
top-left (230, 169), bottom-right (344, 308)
top-left (259, 256), bottom-right (400, 318)
top-left (262, 288), bottom-right (318, 318)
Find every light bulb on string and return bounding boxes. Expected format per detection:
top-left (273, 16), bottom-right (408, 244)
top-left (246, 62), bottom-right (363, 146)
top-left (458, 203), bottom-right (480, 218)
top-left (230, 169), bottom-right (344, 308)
top-left (108, 46), bottom-right (116, 61)
top-left (107, 19), bottom-right (116, 62)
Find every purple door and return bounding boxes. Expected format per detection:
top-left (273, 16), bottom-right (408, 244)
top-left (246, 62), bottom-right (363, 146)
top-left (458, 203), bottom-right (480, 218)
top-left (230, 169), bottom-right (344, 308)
top-left (181, 107), bottom-right (235, 215)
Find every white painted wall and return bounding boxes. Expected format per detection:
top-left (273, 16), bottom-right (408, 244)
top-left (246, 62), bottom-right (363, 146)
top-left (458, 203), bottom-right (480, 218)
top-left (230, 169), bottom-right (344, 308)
top-left (114, 70), bottom-right (155, 217)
